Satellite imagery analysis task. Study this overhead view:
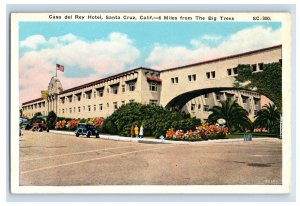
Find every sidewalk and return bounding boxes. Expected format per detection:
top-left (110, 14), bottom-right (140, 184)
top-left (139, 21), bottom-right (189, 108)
top-left (50, 130), bottom-right (278, 145)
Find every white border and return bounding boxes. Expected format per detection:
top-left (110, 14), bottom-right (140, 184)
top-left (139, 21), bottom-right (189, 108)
top-left (10, 12), bottom-right (291, 194)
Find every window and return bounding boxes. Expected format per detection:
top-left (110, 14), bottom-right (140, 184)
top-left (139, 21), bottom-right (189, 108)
top-left (188, 74), bottom-right (196, 81)
top-left (242, 96), bottom-right (248, 104)
top-left (129, 99), bottom-right (135, 103)
top-left (233, 68), bottom-right (238, 75)
top-left (97, 89), bottom-right (104, 97)
top-left (83, 106), bottom-right (85, 111)
top-left (94, 91), bottom-right (96, 98)
top-left (88, 105), bottom-right (91, 112)
top-left (149, 99), bottom-right (158, 106)
top-left (74, 107), bottom-right (76, 113)
top-left (254, 98), bottom-right (260, 106)
top-left (113, 102), bottom-right (118, 110)
top-left (129, 82), bottom-right (135, 91)
top-left (204, 93), bottom-right (209, 99)
top-left (191, 104), bottom-right (195, 111)
top-left (206, 72), bottom-right (210, 79)
top-left (86, 92), bottom-right (92, 99)
top-left (99, 104), bottom-right (103, 111)
top-left (192, 74), bottom-right (196, 81)
top-left (279, 59), bottom-right (282, 65)
top-left (67, 95), bottom-right (72, 103)
top-left (211, 71), bottom-right (215, 79)
top-left (62, 109), bottom-right (64, 114)
top-left (258, 63), bottom-right (264, 71)
top-left (149, 82), bottom-right (158, 91)
top-left (76, 94), bottom-right (81, 101)
top-left (69, 108), bottom-right (72, 113)
top-left (94, 105), bottom-right (96, 111)
top-left (198, 104), bottom-right (201, 110)
top-left (171, 77), bottom-right (179, 84)
top-left (252, 64), bottom-right (257, 72)
top-left (78, 107), bottom-right (81, 113)
top-left (107, 103), bottom-right (109, 108)
top-left (112, 86), bottom-right (118, 94)
top-left (204, 105), bottom-right (209, 111)
top-left (254, 110), bottom-right (258, 115)
top-left (121, 101), bottom-right (125, 105)
top-left (122, 85), bottom-right (125, 92)
top-left (227, 68), bottom-right (232, 76)
top-left (216, 93), bottom-right (221, 101)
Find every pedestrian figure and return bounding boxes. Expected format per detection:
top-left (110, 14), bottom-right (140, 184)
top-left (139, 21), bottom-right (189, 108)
top-left (130, 124), bottom-right (135, 138)
top-left (134, 125), bottom-right (139, 138)
top-left (139, 125), bottom-right (144, 138)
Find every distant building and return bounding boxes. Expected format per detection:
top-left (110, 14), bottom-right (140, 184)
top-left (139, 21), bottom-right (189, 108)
top-left (22, 45), bottom-right (282, 121)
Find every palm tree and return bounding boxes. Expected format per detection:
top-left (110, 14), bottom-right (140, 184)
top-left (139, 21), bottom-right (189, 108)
top-left (254, 103), bottom-right (280, 134)
top-left (208, 99), bottom-right (252, 132)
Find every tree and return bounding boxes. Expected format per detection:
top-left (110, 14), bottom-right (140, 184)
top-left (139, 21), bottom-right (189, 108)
top-left (208, 99), bottom-right (252, 132)
top-left (46, 111), bottom-right (57, 129)
top-left (233, 62), bottom-right (282, 111)
top-left (254, 103), bottom-right (280, 134)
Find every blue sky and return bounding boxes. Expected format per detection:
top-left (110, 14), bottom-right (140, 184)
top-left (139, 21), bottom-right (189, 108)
top-left (19, 21), bottom-right (282, 103)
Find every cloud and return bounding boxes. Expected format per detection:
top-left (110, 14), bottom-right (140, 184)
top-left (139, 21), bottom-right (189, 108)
top-left (20, 35), bottom-right (46, 49)
top-left (19, 32), bottom-right (140, 104)
top-left (190, 34), bottom-right (223, 47)
top-left (146, 26), bottom-right (282, 70)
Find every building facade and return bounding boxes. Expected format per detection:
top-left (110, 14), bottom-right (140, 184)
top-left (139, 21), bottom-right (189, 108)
top-left (22, 45), bottom-right (282, 121)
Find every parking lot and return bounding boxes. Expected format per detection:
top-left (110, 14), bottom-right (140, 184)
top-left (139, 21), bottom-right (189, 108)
top-left (19, 130), bottom-right (282, 186)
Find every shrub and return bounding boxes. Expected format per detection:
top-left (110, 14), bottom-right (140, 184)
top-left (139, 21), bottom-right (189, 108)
top-left (165, 123), bottom-right (228, 141)
top-left (100, 103), bottom-right (201, 137)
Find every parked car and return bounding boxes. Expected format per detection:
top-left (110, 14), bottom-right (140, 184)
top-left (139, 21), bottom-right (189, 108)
top-left (32, 123), bottom-right (49, 132)
top-left (23, 123), bottom-right (32, 130)
top-left (75, 123), bottom-right (100, 138)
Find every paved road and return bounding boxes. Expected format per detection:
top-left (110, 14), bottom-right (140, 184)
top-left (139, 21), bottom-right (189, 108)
top-left (20, 130), bottom-right (282, 186)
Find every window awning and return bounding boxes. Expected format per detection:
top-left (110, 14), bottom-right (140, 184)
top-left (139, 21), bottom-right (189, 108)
top-left (95, 86), bottom-right (105, 91)
top-left (147, 76), bottom-right (162, 83)
top-left (109, 82), bottom-right (120, 87)
top-left (125, 78), bottom-right (137, 83)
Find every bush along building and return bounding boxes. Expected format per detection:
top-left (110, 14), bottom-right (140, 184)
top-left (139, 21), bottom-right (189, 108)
top-left (22, 45), bottom-right (282, 121)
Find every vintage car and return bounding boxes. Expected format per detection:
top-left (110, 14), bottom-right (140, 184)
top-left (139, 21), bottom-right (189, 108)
top-left (31, 122), bottom-right (49, 132)
top-left (75, 123), bottom-right (100, 138)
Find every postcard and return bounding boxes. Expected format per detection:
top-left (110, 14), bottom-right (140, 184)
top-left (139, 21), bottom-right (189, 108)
top-left (11, 12), bottom-right (291, 194)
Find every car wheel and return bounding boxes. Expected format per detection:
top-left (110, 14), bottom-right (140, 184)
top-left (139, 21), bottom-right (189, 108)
top-left (86, 132), bottom-right (91, 138)
top-left (96, 134), bottom-right (99, 138)
top-left (76, 133), bottom-right (80, 137)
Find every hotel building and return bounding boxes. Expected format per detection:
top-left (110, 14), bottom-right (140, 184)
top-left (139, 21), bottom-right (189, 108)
top-left (21, 45), bottom-right (282, 121)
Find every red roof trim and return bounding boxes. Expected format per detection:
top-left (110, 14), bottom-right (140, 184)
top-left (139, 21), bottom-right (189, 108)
top-left (147, 76), bottom-right (162, 83)
top-left (22, 97), bottom-right (44, 106)
top-left (162, 45), bottom-right (282, 72)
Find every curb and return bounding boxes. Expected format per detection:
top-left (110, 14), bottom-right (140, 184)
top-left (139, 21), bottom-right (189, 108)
top-left (48, 130), bottom-right (279, 145)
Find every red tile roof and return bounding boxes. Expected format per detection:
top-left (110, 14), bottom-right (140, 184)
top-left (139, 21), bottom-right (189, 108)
top-left (147, 76), bottom-right (162, 83)
top-left (22, 97), bottom-right (44, 106)
top-left (60, 67), bottom-right (157, 94)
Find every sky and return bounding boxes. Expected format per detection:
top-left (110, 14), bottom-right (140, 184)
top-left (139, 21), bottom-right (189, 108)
top-left (19, 21), bottom-right (282, 104)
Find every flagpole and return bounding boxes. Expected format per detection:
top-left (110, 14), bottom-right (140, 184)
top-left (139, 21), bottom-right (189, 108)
top-left (55, 64), bottom-right (57, 77)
